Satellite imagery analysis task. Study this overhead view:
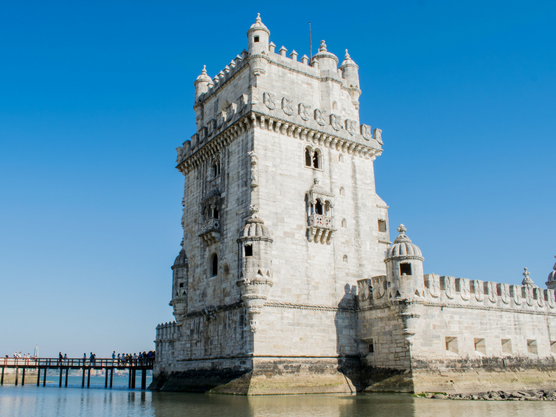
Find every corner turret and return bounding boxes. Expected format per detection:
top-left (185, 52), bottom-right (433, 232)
top-left (194, 65), bottom-right (212, 102)
top-left (170, 246), bottom-right (189, 323)
top-left (247, 13), bottom-right (270, 55)
top-left (311, 40), bottom-right (339, 71)
top-left (385, 224), bottom-right (425, 299)
top-left (547, 255), bottom-right (556, 290)
top-left (340, 50), bottom-right (361, 107)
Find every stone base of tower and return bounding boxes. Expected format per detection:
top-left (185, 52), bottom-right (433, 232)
top-left (150, 357), bottom-right (361, 395)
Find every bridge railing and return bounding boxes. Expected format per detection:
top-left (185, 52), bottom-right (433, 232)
top-left (0, 357), bottom-right (154, 367)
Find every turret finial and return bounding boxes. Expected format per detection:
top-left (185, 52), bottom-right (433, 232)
top-left (553, 254), bottom-right (556, 270)
top-left (345, 49), bottom-right (350, 59)
top-left (256, 13), bottom-right (261, 23)
top-left (319, 40), bottom-right (327, 52)
top-left (397, 224), bottom-right (407, 236)
top-left (202, 65), bottom-right (207, 74)
top-left (522, 267), bottom-right (535, 286)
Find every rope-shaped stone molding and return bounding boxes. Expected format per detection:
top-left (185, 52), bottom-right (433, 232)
top-left (178, 111), bottom-right (382, 175)
top-left (264, 300), bottom-right (356, 312)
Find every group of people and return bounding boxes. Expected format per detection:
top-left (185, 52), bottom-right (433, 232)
top-left (11, 352), bottom-right (35, 359)
top-left (111, 351), bottom-right (155, 366)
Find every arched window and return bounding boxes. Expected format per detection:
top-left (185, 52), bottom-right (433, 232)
top-left (341, 219), bottom-right (347, 228)
top-left (312, 150), bottom-right (321, 169)
top-left (343, 255), bottom-right (348, 263)
top-left (211, 254), bottom-right (218, 276)
top-left (305, 148), bottom-right (312, 167)
top-left (315, 200), bottom-right (323, 215)
top-left (212, 159), bottom-right (220, 178)
top-left (338, 154), bottom-right (344, 162)
top-left (324, 201), bottom-right (331, 216)
top-left (339, 187), bottom-right (345, 196)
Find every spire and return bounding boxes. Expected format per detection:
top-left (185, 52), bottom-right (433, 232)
top-left (522, 267), bottom-right (536, 286)
top-left (397, 224), bottom-right (407, 236)
top-left (344, 49), bottom-right (351, 60)
top-left (319, 40), bottom-right (327, 52)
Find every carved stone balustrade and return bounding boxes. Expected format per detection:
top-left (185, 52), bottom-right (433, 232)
top-left (199, 218), bottom-right (220, 246)
top-left (308, 214), bottom-right (335, 244)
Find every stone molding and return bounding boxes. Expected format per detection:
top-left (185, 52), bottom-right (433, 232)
top-left (177, 112), bottom-right (382, 175)
top-left (265, 300), bottom-right (355, 312)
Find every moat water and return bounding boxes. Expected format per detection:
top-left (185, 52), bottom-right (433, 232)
top-left (1, 383), bottom-right (554, 417)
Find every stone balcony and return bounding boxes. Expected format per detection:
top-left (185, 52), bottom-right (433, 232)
top-left (199, 218), bottom-right (220, 246)
top-left (308, 214), bottom-right (335, 244)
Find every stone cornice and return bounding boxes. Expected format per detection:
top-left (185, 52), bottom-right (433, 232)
top-left (177, 111), bottom-right (382, 175)
top-left (265, 300), bottom-right (356, 312)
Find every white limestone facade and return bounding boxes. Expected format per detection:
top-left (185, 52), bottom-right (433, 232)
top-left (152, 14), bottom-right (556, 395)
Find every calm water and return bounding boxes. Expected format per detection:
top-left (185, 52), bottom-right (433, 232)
top-left (0, 385), bottom-right (554, 417)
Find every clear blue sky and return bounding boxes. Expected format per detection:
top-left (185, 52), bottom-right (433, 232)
top-left (1, 1), bottom-right (555, 358)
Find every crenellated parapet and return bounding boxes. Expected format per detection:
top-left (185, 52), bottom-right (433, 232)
top-left (155, 321), bottom-right (178, 342)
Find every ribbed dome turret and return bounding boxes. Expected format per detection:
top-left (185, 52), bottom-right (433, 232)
top-left (173, 249), bottom-right (188, 268)
top-left (248, 13), bottom-right (270, 35)
top-left (240, 215), bottom-right (271, 239)
top-left (548, 256), bottom-right (556, 282)
top-left (386, 225), bottom-right (424, 260)
top-left (194, 65), bottom-right (212, 101)
top-left (312, 40), bottom-right (339, 71)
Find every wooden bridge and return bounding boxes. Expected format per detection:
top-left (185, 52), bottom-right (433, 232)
top-left (0, 358), bottom-right (153, 389)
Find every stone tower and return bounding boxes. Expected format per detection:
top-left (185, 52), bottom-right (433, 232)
top-left (153, 14), bottom-right (388, 394)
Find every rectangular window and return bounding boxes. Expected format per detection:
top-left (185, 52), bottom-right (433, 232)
top-left (244, 245), bottom-right (253, 257)
top-left (527, 339), bottom-right (538, 355)
top-left (501, 339), bottom-right (512, 354)
top-left (474, 338), bottom-right (486, 355)
top-left (368, 338), bottom-right (375, 353)
top-left (378, 220), bottom-right (387, 232)
top-left (400, 263), bottom-right (412, 276)
top-left (445, 337), bottom-right (458, 354)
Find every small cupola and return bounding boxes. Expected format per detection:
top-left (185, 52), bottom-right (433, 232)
top-left (311, 40), bottom-right (339, 71)
top-left (194, 65), bottom-right (212, 101)
top-left (247, 13), bottom-right (270, 55)
top-left (385, 225), bottom-right (425, 299)
top-left (547, 255), bottom-right (556, 290)
top-left (521, 267), bottom-right (537, 287)
top-left (339, 49), bottom-right (361, 106)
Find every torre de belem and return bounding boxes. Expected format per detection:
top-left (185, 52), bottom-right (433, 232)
top-left (152, 15), bottom-right (556, 394)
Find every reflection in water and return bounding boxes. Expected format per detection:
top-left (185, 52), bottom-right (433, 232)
top-left (0, 387), bottom-right (554, 417)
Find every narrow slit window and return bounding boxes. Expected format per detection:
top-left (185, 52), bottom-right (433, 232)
top-left (211, 254), bottom-right (218, 277)
top-left (378, 219), bottom-right (387, 232)
top-left (312, 151), bottom-right (320, 169)
top-left (368, 338), bottom-right (375, 353)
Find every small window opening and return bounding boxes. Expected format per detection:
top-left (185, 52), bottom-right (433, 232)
top-left (474, 338), bottom-right (486, 355)
top-left (339, 187), bottom-right (345, 196)
top-left (527, 339), bottom-right (538, 355)
top-left (179, 283), bottom-right (184, 288)
top-left (315, 200), bottom-right (323, 215)
top-left (341, 219), bottom-right (347, 228)
top-left (551, 341), bottom-right (556, 354)
top-left (368, 338), bottom-right (375, 353)
top-left (212, 159), bottom-right (220, 178)
top-left (338, 154), bottom-right (344, 162)
top-left (400, 262), bottom-right (412, 276)
top-left (378, 219), bottom-right (387, 233)
top-left (501, 339), bottom-right (512, 354)
top-left (305, 148), bottom-right (312, 167)
top-left (244, 245), bottom-right (253, 257)
top-left (312, 151), bottom-right (320, 169)
top-left (332, 101), bottom-right (337, 110)
top-left (213, 208), bottom-right (219, 219)
top-left (211, 254), bottom-right (218, 277)
top-left (343, 255), bottom-right (348, 263)
top-left (445, 337), bottom-right (458, 353)
top-left (254, 36), bottom-right (260, 43)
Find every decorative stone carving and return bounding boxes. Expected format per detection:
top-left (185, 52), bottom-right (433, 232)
top-left (345, 119), bottom-right (357, 136)
top-left (498, 283), bottom-right (510, 304)
top-left (207, 119), bottom-right (216, 136)
top-left (357, 279), bottom-right (371, 302)
top-left (282, 97), bottom-right (293, 116)
top-left (198, 126), bottom-right (207, 142)
top-left (426, 274), bottom-right (440, 298)
top-left (330, 114), bottom-right (342, 131)
top-left (361, 124), bottom-right (372, 140)
top-left (372, 275), bottom-right (387, 299)
top-left (299, 103), bottom-right (310, 121)
top-left (473, 280), bottom-right (484, 301)
top-left (263, 92), bottom-right (276, 110)
top-left (216, 111), bottom-right (226, 128)
top-left (238, 94), bottom-right (248, 110)
top-left (443, 276), bottom-right (455, 299)
top-left (373, 128), bottom-right (383, 145)
top-left (314, 109), bottom-right (325, 126)
top-left (547, 289), bottom-right (556, 308)
top-left (456, 278), bottom-right (470, 301)
top-left (176, 146), bottom-right (184, 163)
top-left (486, 281), bottom-right (497, 303)
top-left (248, 151), bottom-right (258, 188)
top-left (225, 103), bottom-right (237, 120)
top-left (511, 285), bottom-right (523, 305)
top-left (536, 288), bottom-right (545, 307)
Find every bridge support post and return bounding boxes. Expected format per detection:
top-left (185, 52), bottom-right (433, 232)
top-left (1, 367), bottom-right (4, 385)
top-left (141, 369), bottom-right (147, 390)
top-left (37, 368), bottom-right (40, 386)
top-left (132, 369), bottom-right (136, 389)
top-left (105, 369), bottom-right (108, 388)
top-left (87, 368), bottom-right (91, 388)
top-left (65, 368), bottom-right (69, 387)
top-left (59, 367), bottom-right (63, 387)
top-left (22, 368), bottom-right (25, 386)
top-left (128, 369), bottom-right (132, 388)
top-left (82, 367), bottom-right (85, 387)
top-left (43, 368), bottom-right (47, 386)
top-left (109, 367), bottom-right (114, 388)
top-left (15, 368), bottom-right (18, 386)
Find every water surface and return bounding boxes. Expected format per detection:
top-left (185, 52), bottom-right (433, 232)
top-left (0, 385), bottom-right (554, 417)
